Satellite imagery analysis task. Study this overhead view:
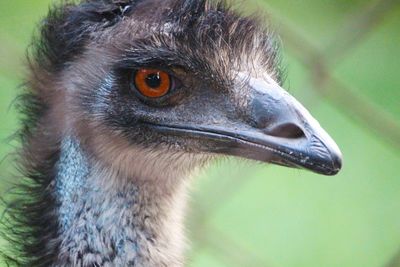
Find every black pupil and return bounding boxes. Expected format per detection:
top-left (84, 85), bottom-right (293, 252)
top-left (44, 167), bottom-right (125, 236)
top-left (145, 73), bottom-right (161, 89)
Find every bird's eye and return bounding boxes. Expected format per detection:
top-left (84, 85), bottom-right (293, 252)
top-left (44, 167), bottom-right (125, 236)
top-left (133, 68), bottom-right (171, 98)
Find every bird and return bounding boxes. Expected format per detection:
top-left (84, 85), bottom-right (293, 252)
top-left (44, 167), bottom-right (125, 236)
top-left (2, 0), bottom-right (342, 266)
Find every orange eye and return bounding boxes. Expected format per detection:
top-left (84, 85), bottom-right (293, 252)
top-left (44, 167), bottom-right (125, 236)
top-left (134, 68), bottom-right (171, 98)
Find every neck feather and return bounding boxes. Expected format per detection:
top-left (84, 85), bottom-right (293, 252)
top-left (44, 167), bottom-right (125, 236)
top-left (53, 136), bottom-right (188, 267)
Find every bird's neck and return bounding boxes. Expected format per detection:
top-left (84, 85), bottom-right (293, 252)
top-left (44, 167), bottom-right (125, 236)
top-left (53, 136), bottom-right (188, 266)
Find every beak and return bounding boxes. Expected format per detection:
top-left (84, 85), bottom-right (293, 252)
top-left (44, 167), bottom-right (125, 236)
top-left (146, 76), bottom-right (342, 176)
top-left (228, 76), bottom-right (343, 175)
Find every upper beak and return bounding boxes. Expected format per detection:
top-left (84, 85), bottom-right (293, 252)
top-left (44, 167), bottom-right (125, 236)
top-left (225, 75), bottom-right (343, 175)
top-left (146, 75), bottom-right (342, 176)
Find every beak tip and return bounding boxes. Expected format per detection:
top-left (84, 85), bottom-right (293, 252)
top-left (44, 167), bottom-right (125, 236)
top-left (305, 134), bottom-right (343, 176)
top-left (321, 145), bottom-right (343, 176)
top-left (330, 150), bottom-right (343, 175)
top-left (313, 128), bottom-right (343, 176)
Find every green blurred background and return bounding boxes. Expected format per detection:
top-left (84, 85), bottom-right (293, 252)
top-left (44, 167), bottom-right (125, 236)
top-left (0, 1), bottom-right (399, 267)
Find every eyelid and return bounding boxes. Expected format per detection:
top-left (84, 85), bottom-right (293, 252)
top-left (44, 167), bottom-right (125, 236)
top-left (115, 57), bottom-right (190, 74)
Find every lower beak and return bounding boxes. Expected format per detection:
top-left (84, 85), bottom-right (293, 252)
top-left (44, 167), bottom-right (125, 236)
top-left (146, 76), bottom-right (342, 176)
top-left (152, 122), bottom-right (342, 175)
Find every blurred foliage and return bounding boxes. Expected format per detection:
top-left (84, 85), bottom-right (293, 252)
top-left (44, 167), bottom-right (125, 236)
top-left (0, 1), bottom-right (399, 267)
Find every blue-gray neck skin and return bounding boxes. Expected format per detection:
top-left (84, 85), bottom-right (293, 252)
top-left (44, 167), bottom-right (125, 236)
top-left (53, 136), bottom-right (187, 267)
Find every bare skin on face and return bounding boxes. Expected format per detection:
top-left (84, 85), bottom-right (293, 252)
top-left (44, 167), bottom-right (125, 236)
top-left (2, 0), bottom-right (341, 266)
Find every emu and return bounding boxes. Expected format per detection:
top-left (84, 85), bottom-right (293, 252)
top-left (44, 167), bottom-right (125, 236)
top-left (3, 0), bottom-right (342, 266)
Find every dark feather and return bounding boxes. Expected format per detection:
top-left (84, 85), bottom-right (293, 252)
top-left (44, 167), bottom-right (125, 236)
top-left (1, 0), bottom-right (282, 265)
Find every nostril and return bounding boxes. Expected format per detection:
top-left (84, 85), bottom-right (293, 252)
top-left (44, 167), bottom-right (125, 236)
top-left (267, 123), bottom-right (305, 139)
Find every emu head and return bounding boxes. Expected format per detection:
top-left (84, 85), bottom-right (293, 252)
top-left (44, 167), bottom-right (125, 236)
top-left (38, 0), bottom-right (342, 181)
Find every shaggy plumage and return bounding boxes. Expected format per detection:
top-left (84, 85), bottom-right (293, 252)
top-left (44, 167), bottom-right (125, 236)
top-left (1, 0), bottom-right (341, 266)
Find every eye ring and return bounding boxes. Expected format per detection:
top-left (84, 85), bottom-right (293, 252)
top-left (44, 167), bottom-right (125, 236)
top-left (133, 68), bottom-right (171, 98)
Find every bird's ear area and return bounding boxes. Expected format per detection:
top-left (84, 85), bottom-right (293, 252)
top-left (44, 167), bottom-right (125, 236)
top-left (64, 1), bottom-right (135, 24)
top-left (34, 0), bottom-right (136, 73)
